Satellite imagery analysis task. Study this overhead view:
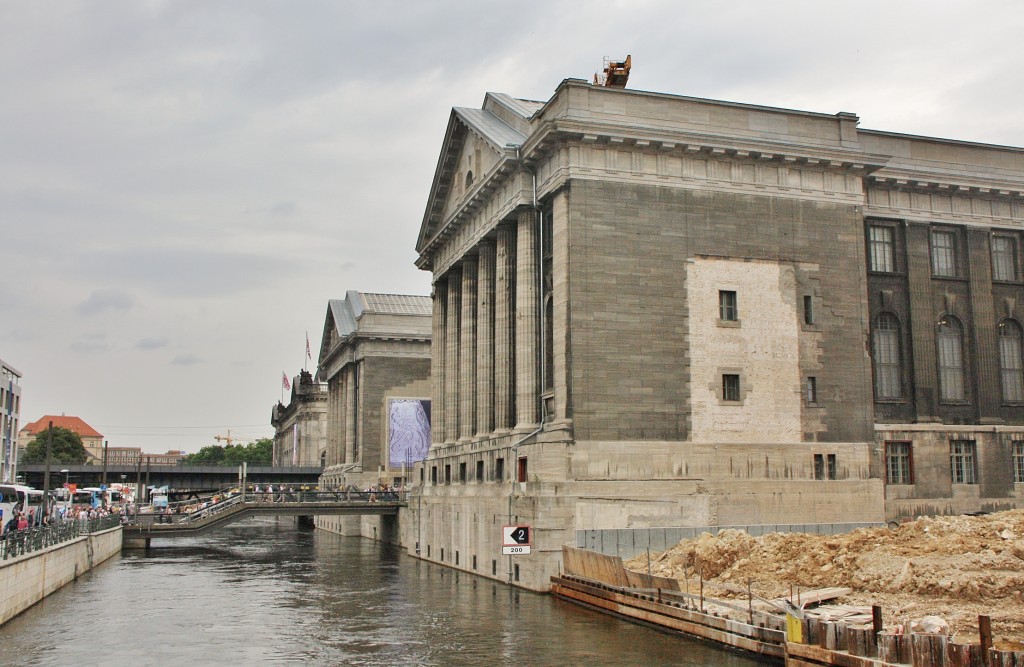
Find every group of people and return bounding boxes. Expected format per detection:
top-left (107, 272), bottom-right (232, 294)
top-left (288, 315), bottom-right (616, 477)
top-left (251, 484), bottom-right (300, 502)
top-left (1, 504), bottom-right (127, 536)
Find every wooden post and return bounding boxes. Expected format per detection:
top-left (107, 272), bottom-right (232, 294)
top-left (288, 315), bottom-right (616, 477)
top-left (699, 567), bottom-right (704, 614)
top-left (979, 615), bottom-right (992, 667)
top-left (849, 625), bottom-right (878, 658)
top-left (747, 578), bottom-right (753, 626)
top-left (872, 605), bottom-right (883, 636)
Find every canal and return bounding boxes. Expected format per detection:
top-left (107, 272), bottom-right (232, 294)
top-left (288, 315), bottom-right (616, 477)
top-left (0, 518), bottom-right (769, 666)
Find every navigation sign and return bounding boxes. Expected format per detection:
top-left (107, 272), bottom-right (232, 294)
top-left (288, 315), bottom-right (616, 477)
top-left (502, 525), bottom-right (531, 555)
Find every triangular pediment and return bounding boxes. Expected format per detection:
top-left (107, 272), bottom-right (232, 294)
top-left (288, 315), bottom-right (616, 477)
top-left (415, 93), bottom-right (542, 262)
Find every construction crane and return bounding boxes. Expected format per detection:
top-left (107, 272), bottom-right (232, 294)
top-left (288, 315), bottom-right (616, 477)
top-left (594, 55), bottom-right (631, 88)
top-left (214, 430), bottom-right (237, 445)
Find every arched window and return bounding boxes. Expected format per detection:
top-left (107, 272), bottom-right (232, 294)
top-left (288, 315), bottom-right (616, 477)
top-left (999, 319), bottom-right (1024, 403)
top-left (872, 313), bottom-right (902, 399)
top-left (465, 170), bottom-right (474, 190)
top-left (937, 316), bottom-right (965, 401)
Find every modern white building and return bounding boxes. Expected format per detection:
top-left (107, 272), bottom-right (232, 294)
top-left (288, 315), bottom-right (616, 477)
top-left (1, 359), bottom-right (22, 483)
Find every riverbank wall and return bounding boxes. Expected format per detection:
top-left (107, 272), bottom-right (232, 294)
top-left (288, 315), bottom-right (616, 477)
top-left (0, 526), bottom-right (122, 626)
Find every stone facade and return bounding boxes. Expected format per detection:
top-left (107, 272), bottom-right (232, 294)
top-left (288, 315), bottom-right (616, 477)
top-left (315, 291), bottom-right (431, 537)
top-left (1, 359), bottom-right (21, 484)
top-left (409, 79), bottom-right (1024, 590)
top-left (271, 370), bottom-right (328, 467)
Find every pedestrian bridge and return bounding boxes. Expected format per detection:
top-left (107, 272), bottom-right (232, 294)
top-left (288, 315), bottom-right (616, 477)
top-left (122, 490), bottom-right (404, 542)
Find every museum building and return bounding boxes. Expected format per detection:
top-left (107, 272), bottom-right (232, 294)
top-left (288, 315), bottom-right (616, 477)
top-left (404, 76), bottom-right (1024, 590)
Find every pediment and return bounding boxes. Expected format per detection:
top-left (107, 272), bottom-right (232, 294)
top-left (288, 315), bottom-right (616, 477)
top-left (416, 94), bottom-right (539, 261)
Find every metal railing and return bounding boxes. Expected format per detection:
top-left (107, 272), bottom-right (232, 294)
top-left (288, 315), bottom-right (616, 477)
top-left (1, 516), bottom-right (121, 561)
top-left (156, 489), bottom-right (407, 526)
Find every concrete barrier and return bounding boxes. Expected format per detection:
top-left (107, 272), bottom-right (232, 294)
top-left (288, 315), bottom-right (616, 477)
top-left (0, 526), bottom-right (122, 626)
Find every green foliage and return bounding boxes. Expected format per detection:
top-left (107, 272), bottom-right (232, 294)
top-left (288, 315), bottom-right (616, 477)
top-left (21, 427), bottom-right (89, 464)
top-left (184, 438), bottom-right (273, 466)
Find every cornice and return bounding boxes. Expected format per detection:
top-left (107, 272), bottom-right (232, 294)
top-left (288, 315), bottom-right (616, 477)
top-left (865, 172), bottom-right (1024, 201)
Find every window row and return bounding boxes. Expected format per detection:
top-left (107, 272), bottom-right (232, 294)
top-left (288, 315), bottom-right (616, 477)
top-left (427, 456), bottom-right (528, 485)
top-left (868, 223), bottom-right (1021, 282)
top-left (885, 440), bottom-right (1024, 485)
top-left (717, 291), bottom-right (815, 325)
top-left (719, 374), bottom-right (818, 404)
top-left (871, 313), bottom-right (1024, 404)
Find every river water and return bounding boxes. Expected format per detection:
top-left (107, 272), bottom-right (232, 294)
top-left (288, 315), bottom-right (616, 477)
top-left (0, 518), bottom-right (768, 666)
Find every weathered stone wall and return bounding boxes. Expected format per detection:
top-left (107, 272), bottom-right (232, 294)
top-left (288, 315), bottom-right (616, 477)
top-left (567, 180), bottom-right (874, 444)
top-left (0, 527), bottom-right (121, 626)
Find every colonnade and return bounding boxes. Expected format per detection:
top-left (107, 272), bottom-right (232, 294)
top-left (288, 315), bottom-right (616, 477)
top-left (432, 211), bottom-right (541, 445)
top-left (326, 363), bottom-right (360, 466)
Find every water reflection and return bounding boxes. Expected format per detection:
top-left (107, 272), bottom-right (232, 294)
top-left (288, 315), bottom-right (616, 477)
top-left (0, 517), bottom-right (769, 666)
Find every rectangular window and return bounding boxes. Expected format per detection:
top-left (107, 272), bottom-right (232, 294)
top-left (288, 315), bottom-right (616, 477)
top-left (813, 454), bottom-right (825, 480)
top-left (886, 441), bottom-right (914, 485)
top-left (826, 454), bottom-right (837, 480)
top-left (473, 554), bottom-right (477, 570)
top-left (492, 559), bottom-right (497, 576)
top-left (517, 456), bottom-right (528, 483)
top-left (420, 467), bottom-right (425, 484)
top-left (476, 460), bottom-right (484, 482)
top-left (868, 225), bottom-right (895, 273)
top-left (992, 235), bottom-right (1017, 282)
top-left (459, 462), bottom-right (467, 484)
top-left (722, 374), bottom-right (740, 401)
top-left (719, 290), bottom-right (738, 321)
top-left (931, 230), bottom-right (957, 277)
top-left (444, 464), bottom-right (451, 485)
top-left (806, 377), bottom-right (817, 404)
top-left (803, 295), bottom-right (814, 325)
top-left (495, 457), bottom-right (504, 482)
top-left (950, 440), bottom-right (977, 484)
top-left (1014, 441), bottom-right (1024, 484)
top-left (431, 466), bottom-right (438, 485)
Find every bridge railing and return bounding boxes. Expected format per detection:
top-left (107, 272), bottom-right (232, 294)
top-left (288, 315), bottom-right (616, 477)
top-left (1, 516), bottom-right (121, 561)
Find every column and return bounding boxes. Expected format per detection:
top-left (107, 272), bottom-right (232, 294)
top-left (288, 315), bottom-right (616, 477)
top-left (906, 223), bottom-right (939, 421)
top-left (431, 279), bottom-right (447, 445)
top-left (476, 241), bottom-right (496, 435)
top-left (445, 268), bottom-right (461, 442)
top-left (967, 228), bottom-right (1001, 422)
top-left (515, 210), bottom-right (541, 428)
top-left (459, 256), bottom-right (478, 440)
top-left (344, 365), bottom-right (357, 464)
top-left (494, 226), bottom-right (516, 431)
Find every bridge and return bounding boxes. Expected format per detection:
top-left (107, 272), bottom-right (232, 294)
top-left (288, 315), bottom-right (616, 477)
top-left (18, 463), bottom-right (323, 498)
top-left (121, 490), bottom-right (404, 545)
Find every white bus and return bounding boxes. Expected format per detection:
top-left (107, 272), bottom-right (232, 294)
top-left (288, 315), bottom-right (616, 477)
top-left (0, 484), bottom-right (45, 527)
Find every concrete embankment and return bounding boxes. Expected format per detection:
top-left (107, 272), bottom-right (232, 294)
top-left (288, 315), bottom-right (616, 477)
top-left (0, 526), bottom-right (122, 626)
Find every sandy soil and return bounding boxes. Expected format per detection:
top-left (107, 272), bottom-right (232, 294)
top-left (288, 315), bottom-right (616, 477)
top-left (623, 509), bottom-right (1024, 642)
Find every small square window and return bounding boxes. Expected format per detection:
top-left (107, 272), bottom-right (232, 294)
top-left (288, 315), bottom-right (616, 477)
top-left (719, 290), bottom-right (738, 321)
top-left (722, 374), bottom-right (740, 401)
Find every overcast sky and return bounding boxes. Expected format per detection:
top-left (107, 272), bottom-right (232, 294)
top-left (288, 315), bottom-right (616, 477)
top-left (4, 1), bottom-right (1024, 455)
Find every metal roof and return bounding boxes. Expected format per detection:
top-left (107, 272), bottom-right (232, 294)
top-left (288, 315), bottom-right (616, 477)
top-left (453, 107), bottom-right (525, 150)
top-left (360, 293), bottom-right (432, 316)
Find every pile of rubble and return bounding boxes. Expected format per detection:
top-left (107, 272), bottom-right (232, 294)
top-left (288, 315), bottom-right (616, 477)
top-left (623, 509), bottom-right (1024, 641)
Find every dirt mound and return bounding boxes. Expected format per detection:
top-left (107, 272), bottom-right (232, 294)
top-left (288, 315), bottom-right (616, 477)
top-left (624, 510), bottom-right (1024, 641)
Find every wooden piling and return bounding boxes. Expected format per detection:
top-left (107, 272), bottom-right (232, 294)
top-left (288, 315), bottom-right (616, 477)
top-left (912, 633), bottom-right (948, 667)
top-left (878, 632), bottom-right (908, 664)
top-left (848, 625), bottom-right (878, 658)
top-left (979, 616), bottom-right (992, 666)
top-left (946, 641), bottom-right (983, 667)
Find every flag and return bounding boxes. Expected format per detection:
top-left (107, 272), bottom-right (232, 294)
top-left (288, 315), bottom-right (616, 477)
top-left (306, 331), bottom-right (312, 360)
top-left (282, 372), bottom-right (291, 391)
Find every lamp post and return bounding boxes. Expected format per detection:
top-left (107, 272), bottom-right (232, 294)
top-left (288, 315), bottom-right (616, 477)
top-left (60, 469), bottom-right (69, 486)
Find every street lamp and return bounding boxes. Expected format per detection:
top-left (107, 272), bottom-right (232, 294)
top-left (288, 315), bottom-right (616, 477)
top-left (60, 469), bottom-right (69, 486)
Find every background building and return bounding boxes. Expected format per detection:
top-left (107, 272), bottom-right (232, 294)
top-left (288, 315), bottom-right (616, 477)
top-left (271, 369), bottom-right (328, 467)
top-left (409, 77), bottom-right (1024, 589)
top-left (19, 414), bottom-right (104, 464)
top-left (315, 291), bottom-right (431, 538)
top-left (1, 359), bottom-right (22, 483)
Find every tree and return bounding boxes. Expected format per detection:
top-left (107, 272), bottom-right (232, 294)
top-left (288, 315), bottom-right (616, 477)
top-left (183, 438), bottom-right (273, 466)
top-left (21, 427), bottom-right (89, 464)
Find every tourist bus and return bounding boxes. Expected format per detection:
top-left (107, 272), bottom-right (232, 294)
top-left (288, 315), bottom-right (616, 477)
top-left (74, 487), bottom-right (123, 508)
top-left (0, 484), bottom-right (47, 527)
